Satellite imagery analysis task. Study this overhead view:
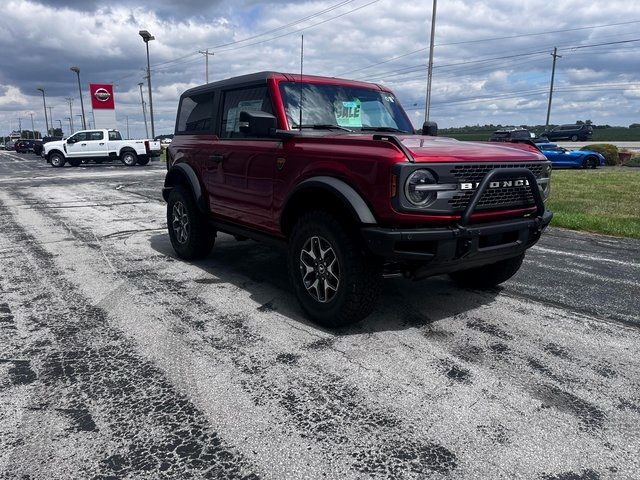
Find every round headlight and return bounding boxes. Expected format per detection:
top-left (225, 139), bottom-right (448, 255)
top-left (405, 169), bottom-right (437, 206)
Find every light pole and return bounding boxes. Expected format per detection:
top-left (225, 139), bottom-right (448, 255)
top-left (36, 87), bottom-right (49, 135)
top-left (76, 114), bottom-right (84, 131)
top-left (424, 0), bottom-right (437, 123)
top-left (17, 117), bottom-right (22, 137)
top-left (29, 112), bottom-right (35, 139)
top-left (139, 30), bottom-right (155, 139)
top-left (138, 82), bottom-right (149, 138)
top-left (125, 115), bottom-right (130, 139)
top-left (66, 98), bottom-right (74, 133)
top-left (47, 107), bottom-right (53, 133)
top-left (65, 117), bottom-right (73, 135)
top-left (70, 67), bottom-right (87, 130)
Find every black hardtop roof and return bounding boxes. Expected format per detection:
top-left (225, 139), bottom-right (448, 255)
top-left (180, 71), bottom-right (385, 98)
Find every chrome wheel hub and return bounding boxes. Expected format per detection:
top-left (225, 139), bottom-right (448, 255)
top-left (299, 236), bottom-right (340, 303)
top-left (171, 201), bottom-right (190, 244)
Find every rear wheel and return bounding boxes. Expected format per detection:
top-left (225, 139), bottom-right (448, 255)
top-left (50, 153), bottom-right (65, 168)
top-left (449, 253), bottom-right (525, 288)
top-left (167, 186), bottom-right (215, 259)
top-left (288, 210), bottom-right (382, 328)
top-left (121, 150), bottom-right (138, 167)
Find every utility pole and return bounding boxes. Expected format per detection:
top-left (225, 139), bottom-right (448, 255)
top-left (138, 82), bottom-right (149, 138)
top-left (56, 119), bottom-right (63, 135)
top-left (18, 117), bottom-right (22, 137)
top-left (29, 112), bottom-right (35, 139)
top-left (125, 115), bottom-right (130, 139)
top-left (37, 88), bottom-right (49, 135)
top-left (47, 107), bottom-right (53, 134)
top-left (199, 49), bottom-right (214, 83)
top-left (545, 47), bottom-right (562, 128)
top-left (66, 117), bottom-right (73, 135)
top-left (66, 98), bottom-right (75, 133)
top-left (424, 0), bottom-right (437, 123)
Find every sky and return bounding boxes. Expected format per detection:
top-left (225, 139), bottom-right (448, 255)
top-left (1, 0), bottom-right (639, 138)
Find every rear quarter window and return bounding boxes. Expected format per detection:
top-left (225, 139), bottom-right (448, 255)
top-left (177, 92), bottom-right (215, 134)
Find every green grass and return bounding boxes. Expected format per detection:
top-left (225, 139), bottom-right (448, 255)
top-left (546, 167), bottom-right (640, 238)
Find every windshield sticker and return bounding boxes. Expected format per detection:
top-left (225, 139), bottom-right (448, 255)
top-left (335, 99), bottom-right (362, 128)
top-left (225, 99), bottom-right (264, 132)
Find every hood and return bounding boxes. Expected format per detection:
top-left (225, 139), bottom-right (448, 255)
top-left (44, 140), bottom-right (65, 151)
top-left (398, 136), bottom-right (545, 163)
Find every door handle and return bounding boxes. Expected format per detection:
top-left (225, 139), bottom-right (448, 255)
top-left (81, 143), bottom-right (87, 146)
top-left (99, 143), bottom-right (105, 145)
top-left (210, 154), bottom-right (224, 163)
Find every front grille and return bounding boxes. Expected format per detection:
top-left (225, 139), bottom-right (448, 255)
top-left (447, 163), bottom-right (545, 211)
top-left (450, 163), bottom-right (545, 183)
top-left (449, 186), bottom-right (535, 210)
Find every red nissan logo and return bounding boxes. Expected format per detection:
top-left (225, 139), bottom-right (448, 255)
top-left (94, 88), bottom-right (111, 102)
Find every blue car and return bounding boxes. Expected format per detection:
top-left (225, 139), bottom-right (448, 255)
top-left (538, 142), bottom-right (605, 169)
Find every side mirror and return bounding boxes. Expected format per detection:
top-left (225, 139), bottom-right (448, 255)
top-left (239, 110), bottom-right (277, 137)
top-left (422, 121), bottom-right (438, 136)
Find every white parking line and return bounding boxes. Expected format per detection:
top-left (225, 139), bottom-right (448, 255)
top-left (531, 245), bottom-right (640, 268)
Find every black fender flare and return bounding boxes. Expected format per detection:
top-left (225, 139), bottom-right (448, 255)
top-left (162, 163), bottom-right (208, 213)
top-left (282, 176), bottom-right (377, 233)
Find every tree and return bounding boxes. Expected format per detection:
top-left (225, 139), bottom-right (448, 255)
top-left (630, 123), bottom-right (640, 129)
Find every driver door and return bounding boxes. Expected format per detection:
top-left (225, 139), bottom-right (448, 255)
top-left (204, 85), bottom-right (279, 232)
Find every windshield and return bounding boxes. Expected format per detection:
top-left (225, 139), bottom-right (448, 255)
top-left (279, 82), bottom-right (413, 133)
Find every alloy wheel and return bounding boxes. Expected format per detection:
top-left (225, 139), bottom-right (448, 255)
top-left (299, 235), bottom-right (340, 303)
top-left (171, 201), bottom-right (190, 244)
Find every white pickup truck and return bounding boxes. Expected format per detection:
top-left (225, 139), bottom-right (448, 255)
top-left (44, 129), bottom-right (161, 167)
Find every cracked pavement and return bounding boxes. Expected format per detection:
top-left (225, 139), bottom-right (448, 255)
top-left (0, 152), bottom-right (639, 479)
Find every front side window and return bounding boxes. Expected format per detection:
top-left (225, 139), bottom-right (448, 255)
top-left (279, 82), bottom-right (413, 133)
top-left (177, 92), bottom-right (215, 134)
top-left (220, 86), bottom-right (272, 138)
top-left (69, 132), bottom-right (87, 142)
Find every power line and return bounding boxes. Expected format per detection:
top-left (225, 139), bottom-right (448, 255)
top-left (337, 19), bottom-right (640, 76)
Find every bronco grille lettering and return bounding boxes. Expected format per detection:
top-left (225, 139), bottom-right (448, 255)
top-left (460, 179), bottom-right (529, 190)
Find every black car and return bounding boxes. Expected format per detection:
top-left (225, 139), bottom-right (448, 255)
top-left (33, 136), bottom-right (63, 156)
top-left (542, 124), bottom-right (593, 142)
top-left (14, 139), bottom-right (36, 153)
top-left (489, 128), bottom-right (534, 142)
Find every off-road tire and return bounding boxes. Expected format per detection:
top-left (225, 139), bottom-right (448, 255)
top-left (288, 210), bottom-right (382, 328)
top-left (121, 150), bottom-right (138, 167)
top-left (167, 186), bottom-right (215, 260)
top-left (137, 157), bottom-right (150, 166)
top-left (68, 158), bottom-right (81, 167)
top-left (50, 152), bottom-right (65, 168)
top-left (449, 253), bottom-right (525, 288)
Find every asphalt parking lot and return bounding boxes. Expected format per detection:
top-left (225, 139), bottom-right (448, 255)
top-left (0, 151), bottom-right (639, 479)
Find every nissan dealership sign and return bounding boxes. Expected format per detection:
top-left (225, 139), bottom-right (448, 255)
top-left (89, 83), bottom-right (116, 128)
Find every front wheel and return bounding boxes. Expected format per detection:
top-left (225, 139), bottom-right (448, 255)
top-left (50, 153), bottom-right (65, 168)
top-left (449, 253), bottom-right (525, 288)
top-left (121, 151), bottom-right (138, 167)
top-left (288, 211), bottom-right (382, 328)
top-left (167, 186), bottom-right (215, 260)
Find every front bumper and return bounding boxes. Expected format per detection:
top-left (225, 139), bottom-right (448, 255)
top-left (361, 167), bottom-right (553, 278)
top-left (363, 211), bottom-right (552, 276)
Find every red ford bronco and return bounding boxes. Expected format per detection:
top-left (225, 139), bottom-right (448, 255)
top-left (164, 72), bottom-right (552, 327)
